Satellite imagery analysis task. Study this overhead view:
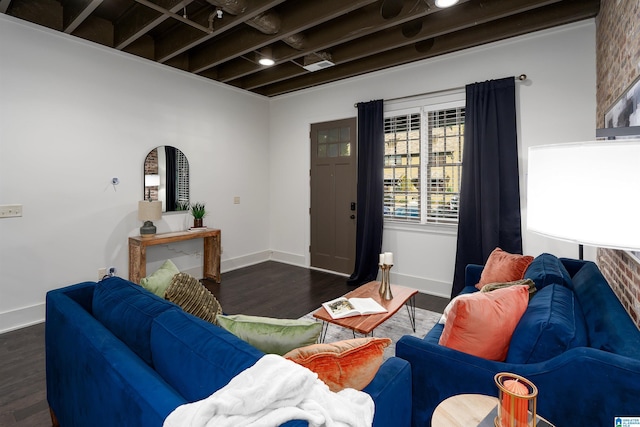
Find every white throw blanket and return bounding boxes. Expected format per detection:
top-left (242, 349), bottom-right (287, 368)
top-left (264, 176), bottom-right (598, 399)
top-left (163, 354), bottom-right (374, 427)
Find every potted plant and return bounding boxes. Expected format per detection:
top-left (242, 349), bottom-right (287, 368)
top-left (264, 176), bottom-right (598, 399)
top-left (176, 201), bottom-right (190, 211)
top-left (190, 202), bottom-right (206, 228)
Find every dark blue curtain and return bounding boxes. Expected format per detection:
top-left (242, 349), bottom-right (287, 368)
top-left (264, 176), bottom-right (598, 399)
top-left (451, 77), bottom-right (522, 297)
top-left (347, 99), bottom-right (384, 286)
top-left (165, 146), bottom-right (177, 211)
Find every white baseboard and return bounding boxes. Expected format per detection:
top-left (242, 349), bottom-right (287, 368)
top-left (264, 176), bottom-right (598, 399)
top-left (388, 271), bottom-right (452, 299)
top-left (267, 250), bottom-right (452, 299)
top-left (221, 250), bottom-right (272, 273)
top-left (0, 303), bottom-right (45, 334)
top-left (269, 250), bottom-right (306, 268)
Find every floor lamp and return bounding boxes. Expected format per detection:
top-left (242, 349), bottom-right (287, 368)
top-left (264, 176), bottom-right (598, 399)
top-left (527, 140), bottom-right (640, 258)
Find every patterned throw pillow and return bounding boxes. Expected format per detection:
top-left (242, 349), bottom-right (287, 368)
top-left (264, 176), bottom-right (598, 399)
top-left (164, 272), bottom-right (222, 324)
top-left (284, 337), bottom-right (391, 392)
top-left (481, 278), bottom-right (537, 299)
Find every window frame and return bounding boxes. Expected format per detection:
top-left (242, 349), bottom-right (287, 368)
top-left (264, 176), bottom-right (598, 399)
top-left (383, 90), bottom-right (465, 231)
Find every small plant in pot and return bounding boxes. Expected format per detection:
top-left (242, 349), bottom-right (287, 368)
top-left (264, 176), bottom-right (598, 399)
top-left (175, 201), bottom-right (190, 211)
top-left (190, 202), bottom-right (207, 228)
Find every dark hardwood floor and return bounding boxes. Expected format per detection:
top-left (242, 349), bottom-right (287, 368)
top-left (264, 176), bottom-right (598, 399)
top-left (204, 261), bottom-right (448, 317)
top-left (0, 261), bottom-right (448, 426)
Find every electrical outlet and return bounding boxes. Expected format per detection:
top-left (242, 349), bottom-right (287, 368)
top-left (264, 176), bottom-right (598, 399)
top-left (233, 196), bottom-right (240, 204)
top-left (108, 266), bottom-right (117, 277)
top-left (0, 204), bottom-right (22, 218)
top-left (98, 268), bottom-right (107, 281)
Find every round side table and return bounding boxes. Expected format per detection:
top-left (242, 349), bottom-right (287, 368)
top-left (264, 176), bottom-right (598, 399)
top-left (431, 394), bottom-right (555, 427)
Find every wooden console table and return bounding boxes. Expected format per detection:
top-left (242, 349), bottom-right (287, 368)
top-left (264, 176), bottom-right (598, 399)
top-left (128, 229), bottom-right (221, 284)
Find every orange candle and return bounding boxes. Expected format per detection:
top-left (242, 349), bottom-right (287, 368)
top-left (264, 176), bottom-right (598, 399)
top-left (501, 379), bottom-right (529, 426)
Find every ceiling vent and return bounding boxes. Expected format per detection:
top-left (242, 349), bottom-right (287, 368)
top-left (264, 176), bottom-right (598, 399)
top-left (302, 60), bottom-right (335, 72)
top-left (302, 52), bottom-right (335, 72)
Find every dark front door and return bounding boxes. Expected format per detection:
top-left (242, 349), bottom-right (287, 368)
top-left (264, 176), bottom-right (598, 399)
top-left (310, 118), bottom-right (357, 274)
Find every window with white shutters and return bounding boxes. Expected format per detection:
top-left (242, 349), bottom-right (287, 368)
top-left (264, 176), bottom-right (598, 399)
top-left (176, 150), bottom-right (189, 208)
top-left (383, 97), bottom-right (465, 224)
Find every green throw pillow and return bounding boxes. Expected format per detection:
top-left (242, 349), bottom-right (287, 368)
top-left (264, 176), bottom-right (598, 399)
top-left (217, 314), bottom-right (322, 356)
top-left (140, 259), bottom-right (179, 297)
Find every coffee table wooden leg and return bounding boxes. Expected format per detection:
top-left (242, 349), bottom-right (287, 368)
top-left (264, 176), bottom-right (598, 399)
top-left (405, 295), bottom-right (416, 332)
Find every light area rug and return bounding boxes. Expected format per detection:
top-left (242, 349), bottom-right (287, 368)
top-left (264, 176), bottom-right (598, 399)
top-left (301, 306), bottom-right (442, 360)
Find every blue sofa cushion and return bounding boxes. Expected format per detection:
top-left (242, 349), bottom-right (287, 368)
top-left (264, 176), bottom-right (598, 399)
top-left (506, 284), bottom-right (588, 364)
top-left (150, 309), bottom-right (264, 402)
top-left (92, 277), bottom-right (177, 365)
top-left (524, 253), bottom-right (573, 290)
top-left (572, 262), bottom-right (640, 358)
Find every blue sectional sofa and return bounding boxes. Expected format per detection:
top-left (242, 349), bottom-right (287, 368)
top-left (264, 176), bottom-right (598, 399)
top-left (396, 255), bottom-right (640, 426)
top-left (46, 277), bottom-right (412, 427)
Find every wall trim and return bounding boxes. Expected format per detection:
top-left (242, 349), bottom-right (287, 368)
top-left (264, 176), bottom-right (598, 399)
top-left (388, 271), bottom-right (452, 299)
top-left (269, 250), bottom-right (307, 268)
top-left (0, 303), bottom-right (45, 334)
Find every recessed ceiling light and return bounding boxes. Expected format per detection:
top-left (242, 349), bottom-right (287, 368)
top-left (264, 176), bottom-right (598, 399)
top-left (258, 46), bottom-right (275, 66)
top-left (435, 0), bottom-right (459, 8)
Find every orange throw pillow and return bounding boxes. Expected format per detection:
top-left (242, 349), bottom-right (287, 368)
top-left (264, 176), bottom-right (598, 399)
top-left (438, 285), bottom-right (529, 361)
top-left (476, 248), bottom-right (534, 290)
top-left (283, 337), bottom-right (391, 392)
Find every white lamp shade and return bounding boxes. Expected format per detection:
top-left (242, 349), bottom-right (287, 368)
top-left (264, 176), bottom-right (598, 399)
top-left (527, 140), bottom-right (640, 251)
top-left (138, 200), bottom-right (162, 221)
top-left (145, 174), bottom-right (160, 187)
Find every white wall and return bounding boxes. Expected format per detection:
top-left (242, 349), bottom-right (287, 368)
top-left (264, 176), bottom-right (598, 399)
top-left (0, 16), bottom-right (598, 332)
top-left (0, 15), bottom-right (271, 332)
top-left (268, 21), bottom-right (597, 298)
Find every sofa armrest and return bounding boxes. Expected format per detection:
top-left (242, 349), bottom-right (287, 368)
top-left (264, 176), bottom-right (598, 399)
top-left (46, 286), bottom-right (185, 427)
top-left (464, 264), bottom-right (484, 288)
top-left (396, 335), bottom-right (640, 427)
top-left (52, 281), bottom-right (96, 312)
top-left (362, 357), bottom-right (411, 427)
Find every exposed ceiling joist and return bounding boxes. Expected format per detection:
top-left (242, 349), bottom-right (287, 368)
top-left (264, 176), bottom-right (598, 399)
top-left (216, 0), bottom-right (436, 83)
top-left (2, 0), bottom-right (600, 97)
top-left (188, 0), bottom-right (378, 73)
top-left (63, 0), bottom-right (103, 34)
top-left (115, 0), bottom-right (195, 49)
top-left (155, 0), bottom-right (285, 63)
top-left (0, 0), bottom-right (11, 14)
top-left (254, 0), bottom-right (600, 96)
top-left (233, 0), bottom-right (571, 91)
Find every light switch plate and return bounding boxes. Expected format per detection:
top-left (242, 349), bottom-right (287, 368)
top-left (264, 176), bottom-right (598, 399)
top-left (0, 204), bottom-right (22, 218)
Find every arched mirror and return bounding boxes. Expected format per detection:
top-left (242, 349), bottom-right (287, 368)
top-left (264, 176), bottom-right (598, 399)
top-left (143, 146), bottom-right (190, 212)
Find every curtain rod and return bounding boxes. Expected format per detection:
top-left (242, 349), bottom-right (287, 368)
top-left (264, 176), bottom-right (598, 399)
top-left (354, 74), bottom-right (527, 108)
